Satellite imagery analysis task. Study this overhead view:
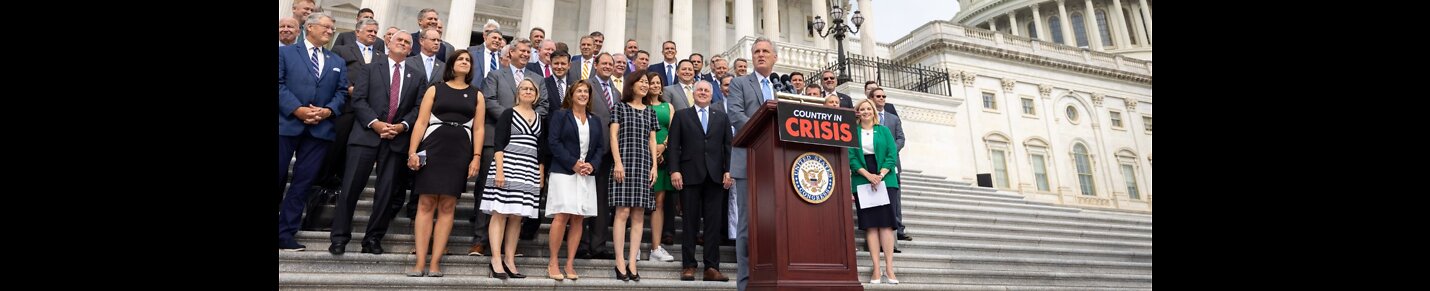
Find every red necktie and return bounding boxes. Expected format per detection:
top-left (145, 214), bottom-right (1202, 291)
top-left (543, 64), bottom-right (552, 77)
top-left (387, 63), bottom-right (401, 122)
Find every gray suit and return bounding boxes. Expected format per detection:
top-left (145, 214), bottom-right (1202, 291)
top-left (662, 83), bottom-right (696, 111)
top-left (723, 72), bottom-right (777, 290)
top-left (482, 65), bottom-right (549, 147)
top-left (879, 110), bottom-right (907, 237)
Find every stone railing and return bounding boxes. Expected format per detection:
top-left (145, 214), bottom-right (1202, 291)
top-left (889, 21), bottom-right (1152, 78)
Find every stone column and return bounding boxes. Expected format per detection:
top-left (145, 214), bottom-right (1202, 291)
top-left (674, 0), bottom-right (694, 56)
top-left (1056, 0), bottom-right (1075, 46)
top-left (1137, 0), bottom-right (1151, 44)
top-left (988, 18), bottom-right (997, 31)
top-left (710, 0), bottom-right (729, 54)
top-left (763, 0), bottom-right (781, 40)
top-left (446, 0), bottom-right (476, 48)
top-left (651, 0), bottom-right (671, 52)
top-left (360, 0), bottom-right (392, 32)
top-left (526, 0), bottom-right (556, 44)
top-left (589, 0), bottom-right (606, 35)
top-left (812, 0), bottom-right (829, 49)
top-left (1031, 3), bottom-right (1048, 41)
top-left (735, 0), bottom-right (755, 41)
top-left (606, 0), bottom-right (628, 55)
top-left (279, 0), bottom-right (293, 19)
top-left (1008, 11), bottom-right (1019, 36)
top-left (1128, 2), bottom-right (1148, 47)
top-left (1083, 0), bottom-right (1102, 50)
top-left (1109, 0), bottom-right (1130, 48)
top-left (858, 0), bottom-right (876, 56)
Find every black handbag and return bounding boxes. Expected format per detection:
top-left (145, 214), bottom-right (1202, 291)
top-left (300, 186), bottom-right (339, 231)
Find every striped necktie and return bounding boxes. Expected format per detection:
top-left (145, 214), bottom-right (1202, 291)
top-left (310, 48), bottom-right (321, 78)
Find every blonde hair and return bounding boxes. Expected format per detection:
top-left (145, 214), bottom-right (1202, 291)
top-left (856, 99), bottom-right (880, 125)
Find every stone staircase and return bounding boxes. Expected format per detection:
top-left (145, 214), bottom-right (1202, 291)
top-left (279, 169), bottom-right (1152, 290)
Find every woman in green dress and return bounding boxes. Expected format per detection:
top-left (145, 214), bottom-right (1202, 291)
top-left (644, 71), bottom-right (678, 262)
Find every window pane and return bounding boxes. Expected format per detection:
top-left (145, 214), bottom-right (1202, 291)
top-left (1074, 145), bottom-right (1095, 195)
top-left (1110, 112), bottom-right (1122, 127)
top-left (1122, 164), bottom-right (1140, 199)
top-left (992, 149), bottom-right (1009, 188)
top-left (1022, 98), bottom-right (1036, 115)
top-left (1066, 106), bottom-right (1079, 122)
top-left (1050, 16), bottom-right (1064, 43)
top-left (983, 92), bottom-right (997, 109)
top-left (1071, 12), bottom-right (1088, 47)
top-left (1143, 116), bottom-right (1152, 132)
top-left (1033, 154), bottom-right (1050, 191)
top-left (1027, 22), bottom-right (1037, 38)
top-left (1096, 10), bottom-right (1112, 46)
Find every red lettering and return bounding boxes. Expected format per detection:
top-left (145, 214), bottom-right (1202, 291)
top-left (839, 123), bottom-right (852, 142)
top-left (799, 119), bottom-right (814, 138)
top-left (785, 118), bottom-right (799, 136)
top-left (819, 120), bottom-right (834, 140)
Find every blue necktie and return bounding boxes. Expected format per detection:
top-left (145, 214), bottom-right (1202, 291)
top-left (700, 108), bottom-right (708, 134)
top-left (760, 78), bottom-right (773, 101)
top-left (310, 48), bottom-right (321, 78)
top-left (490, 52), bottom-right (499, 74)
top-left (667, 64), bottom-right (674, 84)
top-left (879, 112), bottom-right (885, 124)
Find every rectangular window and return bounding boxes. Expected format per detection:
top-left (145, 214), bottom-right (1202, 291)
top-left (982, 92), bottom-right (997, 110)
top-left (1032, 154), bottom-right (1050, 191)
top-left (1121, 164), bottom-right (1140, 199)
top-left (992, 149), bottom-right (1010, 189)
top-left (1143, 116), bottom-right (1152, 133)
top-left (1110, 111), bottom-right (1123, 128)
top-left (1022, 98), bottom-right (1036, 115)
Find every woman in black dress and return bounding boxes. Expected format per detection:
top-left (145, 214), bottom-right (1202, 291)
top-left (405, 49), bottom-right (485, 278)
top-left (608, 70), bottom-right (659, 281)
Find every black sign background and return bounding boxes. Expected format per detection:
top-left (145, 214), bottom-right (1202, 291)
top-left (776, 102), bottom-right (859, 148)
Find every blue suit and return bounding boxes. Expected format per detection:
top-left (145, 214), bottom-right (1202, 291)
top-left (278, 42), bottom-right (348, 248)
top-left (467, 47), bottom-right (503, 91)
top-left (647, 62), bottom-right (678, 86)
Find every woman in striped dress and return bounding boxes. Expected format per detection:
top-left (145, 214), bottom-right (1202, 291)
top-left (608, 70), bottom-right (659, 281)
top-left (479, 77), bottom-right (547, 279)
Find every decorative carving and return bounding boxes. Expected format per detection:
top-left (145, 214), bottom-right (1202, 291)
top-left (1091, 93), bottom-right (1104, 107)
top-left (1001, 79), bottom-right (1016, 92)
top-left (961, 72), bottom-right (977, 87)
top-left (899, 106), bottom-right (959, 126)
top-left (1076, 196), bottom-right (1110, 206)
top-left (1038, 84), bottom-right (1053, 98)
top-left (1124, 98), bottom-right (1137, 111)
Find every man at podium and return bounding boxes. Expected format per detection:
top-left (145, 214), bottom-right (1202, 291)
top-left (725, 37), bottom-right (780, 290)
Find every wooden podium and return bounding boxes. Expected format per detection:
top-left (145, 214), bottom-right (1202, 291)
top-left (736, 100), bottom-right (862, 290)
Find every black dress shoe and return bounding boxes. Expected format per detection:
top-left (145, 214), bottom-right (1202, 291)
top-left (575, 250), bottom-right (592, 259)
top-left (592, 251), bottom-right (616, 260)
top-left (893, 247), bottom-right (902, 253)
top-left (361, 242), bottom-right (384, 254)
top-left (328, 243), bottom-right (345, 255)
top-left (898, 234), bottom-right (913, 241)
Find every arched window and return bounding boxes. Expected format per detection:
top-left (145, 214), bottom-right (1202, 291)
top-left (1025, 139), bottom-right (1052, 192)
top-left (1070, 12), bottom-right (1089, 47)
top-left (1027, 22), bottom-right (1038, 39)
top-left (1073, 144), bottom-right (1096, 196)
top-left (1095, 9), bottom-right (1113, 46)
top-left (985, 134), bottom-right (1012, 189)
top-left (1049, 16), bottom-right (1064, 44)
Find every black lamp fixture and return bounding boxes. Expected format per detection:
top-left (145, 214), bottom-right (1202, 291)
top-left (813, 5), bottom-right (863, 85)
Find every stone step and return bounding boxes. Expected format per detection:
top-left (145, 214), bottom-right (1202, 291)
top-left (896, 209), bottom-right (1152, 237)
top-left (280, 272), bottom-right (737, 290)
top-left (852, 266), bottom-right (1151, 288)
top-left (852, 252), bottom-right (1152, 275)
top-left (279, 251), bottom-right (737, 280)
top-left (899, 193), bottom-right (1085, 214)
top-left (851, 228), bottom-right (1152, 253)
top-left (296, 231), bottom-right (738, 263)
top-left (896, 187), bottom-right (1042, 205)
top-left (337, 209), bottom-right (1154, 251)
top-left (896, 202), bottom-right (1152, 230)
top-left (850, 240), bottom-right (1151, 264)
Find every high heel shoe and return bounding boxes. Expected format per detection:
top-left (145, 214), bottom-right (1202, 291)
top-left (627, 265), bottom-right (640, 281)
top-left (489, 264), bottom-right (508, 280)
top-left (613, 266), bottom-right (628, 281)
top-left (884, 269), bottom-right (898, 284)
top-left (505, 263), bottom-right (526, 279)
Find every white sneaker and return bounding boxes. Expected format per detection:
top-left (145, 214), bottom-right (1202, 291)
top-left (650, 246), bottom-right (676, 262)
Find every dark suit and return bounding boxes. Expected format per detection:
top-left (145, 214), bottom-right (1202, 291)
top-left (411, 53), bottom-right (447, 86)
top-left (577, 75), bottom-right (620, 257)
top-left (333, 32), bottom-right (384, 51)
top-left (547, 109), bottom-right (607, 176)
top-left (667, 105), bottom-right (732, 269)
top-left (525, 61), bottom-right (552, 79)
top-left (468, 47), bottom-right (504, 91)
top-left (278, 42), bottom-right (348, 246)
top-left (648, 61), bottom-right (679, 86)
top-left (697, 73), bottom-right (725, 105)
top-left (884, 103), bottom-right (900, 116)
top-left (318, 43), bottom-right (387, 190)
top-left (331, 57), bottom-right (424, 248)
top-left (836, 92), bottom-right (853, 109)
top-left (542, 75), bottom-right (571, 119)
top-left (879, 110), bottom-right (906, 236)
top-left (409, 32), bottom-right (454, 61)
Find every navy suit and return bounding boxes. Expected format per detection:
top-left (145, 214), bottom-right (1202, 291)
top-left (547, 109), bottom-right (607, 176)
top-left (409, 32), bottom-right (454, 61)
top-left (330, 57), bottom-right (425, 249)
top-left (467, 47), bottom-right (503, 91)
top-left (647, 61), bottom-right (679, 87)
top-left (278, 42), bottom-right (348, 247)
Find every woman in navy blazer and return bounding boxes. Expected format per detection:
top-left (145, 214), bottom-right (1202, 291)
top-left (543, 81), bottom-right (607, 280)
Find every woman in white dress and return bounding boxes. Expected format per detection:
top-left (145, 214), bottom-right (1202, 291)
top-left (543, 81), bottom-right (606, 280)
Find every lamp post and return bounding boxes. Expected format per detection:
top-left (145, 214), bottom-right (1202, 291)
top-left (813, 5), bottom-right (864, 85)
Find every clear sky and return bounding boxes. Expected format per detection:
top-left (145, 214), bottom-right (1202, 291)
top-left (853, 0), bottom-right (962, 43)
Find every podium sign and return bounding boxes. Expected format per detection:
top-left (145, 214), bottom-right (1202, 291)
top-left (775, 102), bottom-right (858, 148)
top-left (737, 100), bottom-right (862, 291)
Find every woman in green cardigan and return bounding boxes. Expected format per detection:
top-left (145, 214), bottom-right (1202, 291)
top-left (849, 99), bottom-right (900, 284)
